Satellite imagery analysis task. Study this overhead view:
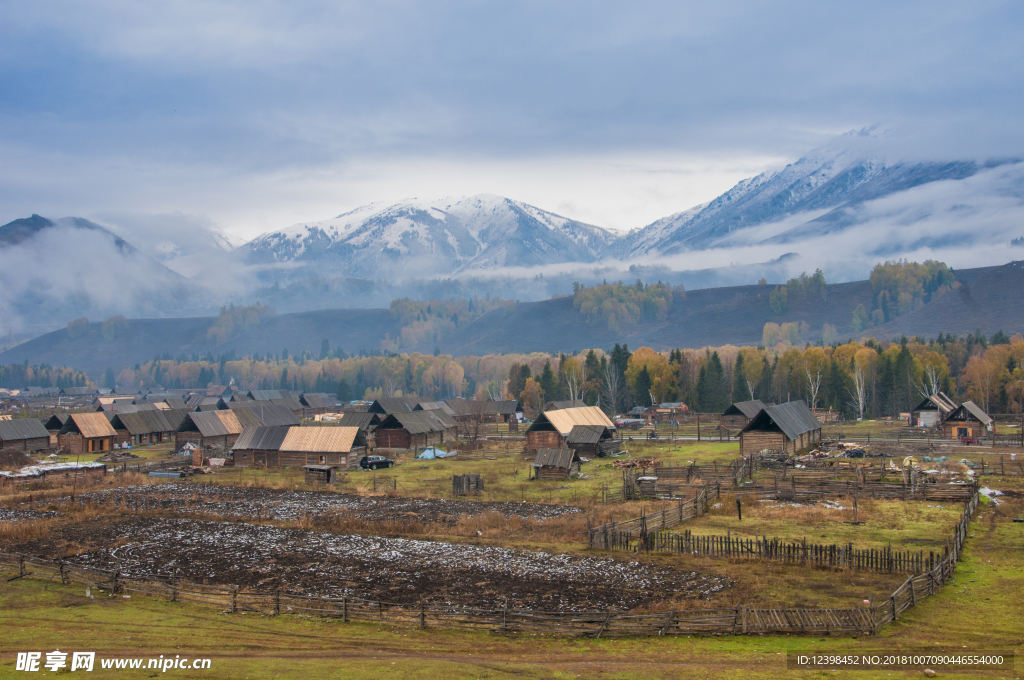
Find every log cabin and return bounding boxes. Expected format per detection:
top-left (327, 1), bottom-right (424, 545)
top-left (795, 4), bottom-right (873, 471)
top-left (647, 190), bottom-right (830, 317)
top-left (524, 406), bottom-right (615, 452)
top-left (739, 400), bottom-right (822, 456)
top-left (940, 401), bottom-right (994, 439)
top-left (57, 413), bottom-right (117, 454)
top-left (532, 447), bottom-right (581, 479)
top-left (910, 392), bottom-right (958, 428)
top-left (174, 410), bottom-right (243, 451)
top-left (0, 418), bottom-right (52, 452)
top-left (374, 410), bottom-right (457, 449)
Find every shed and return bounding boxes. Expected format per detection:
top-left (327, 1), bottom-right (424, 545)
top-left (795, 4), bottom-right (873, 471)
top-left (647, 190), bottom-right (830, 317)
top-left (532, 447), bottom-right (581, 479)
top-left (941, 401), bottom-right (994, 439)
top-left (57, 413), bottom-right (117, 454)
top-left (233, 426), bottom-right (291, 468)
top-left (565, 424), bottom-right (620, 458)
top-left (0, 419), bottom-right (52, 452)
top-left (303, 464), bottom-right (343, 485)
top-left (174, 410), bottom-right (243, 451)
top-left (278, 426), bottom-right (366, 469)
top-left (721, 400), bottom-right (768, 429)
top-left (911, 392), bottom-right (958, 428)
top-left (739, 400), bottom-right (822, 456)
top-left (524, 406), bottom-right (615, 452)
top-left (375, 410), bottom-right (457, 449)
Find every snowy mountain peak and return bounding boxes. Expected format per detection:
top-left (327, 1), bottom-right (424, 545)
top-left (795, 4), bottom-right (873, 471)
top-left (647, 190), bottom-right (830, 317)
top-left (242, 194), bottom-right (617, 278)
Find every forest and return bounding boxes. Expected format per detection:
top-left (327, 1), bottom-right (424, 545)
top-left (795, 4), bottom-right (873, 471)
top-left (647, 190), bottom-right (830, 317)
top-left (6, 327), bottom-right (1022, 420)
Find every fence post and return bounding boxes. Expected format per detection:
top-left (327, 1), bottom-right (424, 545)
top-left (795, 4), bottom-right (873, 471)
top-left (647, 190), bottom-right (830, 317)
top-left (275, 589), bottom-right (281, 616)
top-left (232, 587), bottom-right (238, 613)
top-left (420, 599), bottom-right (426, 629)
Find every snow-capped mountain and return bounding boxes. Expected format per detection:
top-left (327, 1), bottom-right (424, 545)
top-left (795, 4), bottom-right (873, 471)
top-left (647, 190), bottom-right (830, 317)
top-left (621, 129), bottom-right (1020, 256)
top-left (240, 194), bottom-right (618, 278)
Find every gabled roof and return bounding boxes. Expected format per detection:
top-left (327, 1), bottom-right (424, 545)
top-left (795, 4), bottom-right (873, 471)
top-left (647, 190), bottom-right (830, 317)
top-left (416, 400), bottom-right (458, 417)
top-left (943, 400), bottom-right (993, 426)
top-left (565, 424), bottom-right (609, 445)
top-left (527, 406), bottom-right (615, 436)
top-left (270, 397), bottom-right (304, 413)
top-left (368, 397), bottom-right (416, 415)
top-left (229, 402), bottom-right (301, 427)
top-left (229, 394), bottom-right (252, 402)
top-left (159, 408), bottom-right (192, 430)
top-left (545, 399), bottom-right (586, 411)
top-left (338, 411), bottom-right (381, 430)
top-left (60, 413), bottom-right (117, 438)
top-left (162, 398), bottom-right (188, 410)
top-left (377, 411), bottom-right (453, 434)
top-left (280, 426), bottom-right (363, 453)
top-left (299, 394), bottom-right (333, 409)
top-left (912, 392), bottom-right (958, 414)
top-left (233, 425), bottom-right (291, 451)
top-left (740, 400), bottom-right (820, 440)
top-left (178, 410), bottom-right (243, 437)
top-left (43, 414), bottom-right (68, 430)
top-left (248, 389), bottom-right (285, 401)
top-left (723, 400), bottom-right (768, 419)
top-left (533, 447), bottom-right (577, 469)
top-left (109, 410), bottom-right (176, 435)
top-left (0, 418), bottom-right (50, 441)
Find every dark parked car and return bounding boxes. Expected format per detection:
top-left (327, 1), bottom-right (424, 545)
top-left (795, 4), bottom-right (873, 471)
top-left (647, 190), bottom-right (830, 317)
top-left (359, 455), bottom-right (394, 470)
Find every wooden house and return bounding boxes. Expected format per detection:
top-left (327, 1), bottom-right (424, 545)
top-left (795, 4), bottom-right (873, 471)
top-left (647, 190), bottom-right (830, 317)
top-left (299, 393), bottom-right (336, 416)
top-left (57, 413), bottom-right (117, 454)
top-left (232, 426), bottom-right (292, 468)
top-left (108, 410), bottom-right (177, 447)
top-left (374, 410), bottom-right (457, 449)
top-left (721, 400), bottom-right (768, 430)
top-left (524, 406), bottom-right (615, 452)
top-left (739, 400), bottom-right (822, 456)
top-left (940, 401), bottom-right (994, 439)
top-left (910, 392), bottom-right (958, 428)
top-left (0, 419), bottom-right (52, 451)
top-left (278, 426), bottom-right (367, 469)
top-left (532, 447), bottom-right (581, 479)
top-left (174, 411), bottom-right (243, 450)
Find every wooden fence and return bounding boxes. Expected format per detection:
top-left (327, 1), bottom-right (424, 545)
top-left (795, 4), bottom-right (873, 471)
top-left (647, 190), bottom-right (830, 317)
top-left (0, 493), bottom-right (978, 637)
top-left (589, 485), bottom-right (719, 542)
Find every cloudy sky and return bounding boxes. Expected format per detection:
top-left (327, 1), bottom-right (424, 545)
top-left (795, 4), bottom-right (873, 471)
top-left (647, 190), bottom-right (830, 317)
top-left (1, 1), bottom-right (1021, 239)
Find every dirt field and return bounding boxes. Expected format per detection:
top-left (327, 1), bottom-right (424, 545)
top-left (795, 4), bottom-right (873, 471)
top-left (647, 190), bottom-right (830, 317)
top-left (72, 483), bottom-right (581, 523)
top-left (10, 516), bottom-right (729, 611)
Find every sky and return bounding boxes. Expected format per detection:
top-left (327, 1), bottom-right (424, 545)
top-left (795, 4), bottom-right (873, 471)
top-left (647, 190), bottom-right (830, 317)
top-left (1, 1), bottom-right (1022, 239)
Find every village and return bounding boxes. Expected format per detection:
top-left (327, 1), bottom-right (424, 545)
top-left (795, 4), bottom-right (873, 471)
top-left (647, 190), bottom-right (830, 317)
top-left (0, 371), bottom-right (1021, 651)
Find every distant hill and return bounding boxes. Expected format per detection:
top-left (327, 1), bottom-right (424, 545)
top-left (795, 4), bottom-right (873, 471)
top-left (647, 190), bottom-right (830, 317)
top-left (5, 262), bottom-right (1023, 377)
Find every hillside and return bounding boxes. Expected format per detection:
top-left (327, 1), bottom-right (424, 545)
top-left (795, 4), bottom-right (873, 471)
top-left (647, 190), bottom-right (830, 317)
top-left (6, 261), bottom-right (1023, 377)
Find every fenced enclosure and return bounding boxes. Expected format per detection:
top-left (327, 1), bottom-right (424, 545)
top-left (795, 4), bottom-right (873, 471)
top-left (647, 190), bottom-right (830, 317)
top-left (0, 490), bottom-right (977, 637)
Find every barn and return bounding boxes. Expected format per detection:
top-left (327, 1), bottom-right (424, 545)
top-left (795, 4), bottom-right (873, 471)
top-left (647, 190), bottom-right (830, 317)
top-left (721, 400), bottom-right (768, 430)
top-left (532, 447), bottom-right (582, 479)
top-left (910, 393), bottom-right (958, 428)
top-left (374, 411), bottom-right (457, 449)
top-left (174, 411), bottom-right (243, 450)
top-left (0, 419), bottom-right (52, 452)
top-left (232, 426), bottom-right (291, 468)
top-left (941, 401), bottom-right (994, 439)
top-left (524, 406), bottom-right (615, 452)
top-left (739, 400), bottom-right (822, 456)
top-left (57, 413), bottom-right (117, 454)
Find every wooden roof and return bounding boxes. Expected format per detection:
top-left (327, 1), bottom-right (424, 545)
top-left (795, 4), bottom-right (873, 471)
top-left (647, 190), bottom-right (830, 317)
top-left (741, 400), bottom-right (820, 440)
top-left (943, 400), bottom-right (993, 426)
top-left (178, 410), bottom-right (243, 437)
top-left (62, 413), bottom-right (117, 438)
top-left (234, 426), bottom-right (291, 451)
top-left (533, 447), bottom-right (577, 469)
top-left (280, 426), bottom-right (362, 453)
top-left (0, 418), bottom-right (50, 441)
top-left (377, 411), bottom-right (453, 434)
top-left (723, 400), bottom-right (768, 419)
top-left (529, 406), bottom-right (615, 437)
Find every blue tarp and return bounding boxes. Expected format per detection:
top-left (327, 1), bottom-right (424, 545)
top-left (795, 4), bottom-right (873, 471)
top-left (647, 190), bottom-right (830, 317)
top-left (416, 447), bottom-right (454, 459)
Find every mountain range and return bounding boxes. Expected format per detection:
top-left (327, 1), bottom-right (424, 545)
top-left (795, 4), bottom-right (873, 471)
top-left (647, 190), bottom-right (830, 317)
top-left (3, 130), bottom-right (1023, 345)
